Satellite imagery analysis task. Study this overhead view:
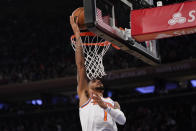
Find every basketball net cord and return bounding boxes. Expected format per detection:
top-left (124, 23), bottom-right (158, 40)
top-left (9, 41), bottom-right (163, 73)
top-left (71, 33), bottom-right (111, 80)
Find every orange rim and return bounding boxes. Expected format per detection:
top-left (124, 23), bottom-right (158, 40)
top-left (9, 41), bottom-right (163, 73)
top-left (70, 32), bottom-right (120, 49)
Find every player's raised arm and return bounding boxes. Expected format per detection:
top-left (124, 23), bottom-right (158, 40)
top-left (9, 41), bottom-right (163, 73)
top-left (70, 16), bottom-right (88, 98)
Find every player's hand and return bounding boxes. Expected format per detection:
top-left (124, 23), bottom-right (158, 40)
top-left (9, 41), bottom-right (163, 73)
top-left (92, 94), bottom-right (107, 109)
top-left (70, 15), bottom-right (80, 38)
top-left (114, 101), bottom-right (121, 110)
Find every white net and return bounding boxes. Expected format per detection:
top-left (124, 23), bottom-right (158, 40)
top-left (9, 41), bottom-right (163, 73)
top-left (71, 32), bottom-right (111, 80)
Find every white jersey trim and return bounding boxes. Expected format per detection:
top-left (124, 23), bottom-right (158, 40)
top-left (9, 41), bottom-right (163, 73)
top-left (80, 97), bottom-right (92, 109)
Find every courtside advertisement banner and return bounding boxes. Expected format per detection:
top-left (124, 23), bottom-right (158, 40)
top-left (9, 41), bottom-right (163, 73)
top-left (131, 1), bottom-right (196, 42)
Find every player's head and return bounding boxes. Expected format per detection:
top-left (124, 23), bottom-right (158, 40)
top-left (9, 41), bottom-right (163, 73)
top-left (88, 78), bottom-right (104, 94)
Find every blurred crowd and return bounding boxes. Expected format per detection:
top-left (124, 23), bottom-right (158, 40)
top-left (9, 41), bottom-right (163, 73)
top-left (0, 15), bottom-right (77, 85)
top-left (0, 98), bottom-right (195, 131)
top-left (0, 13), bottom-right (196, 85)
top-left (0, 15), bottom-right (146, 85)
top-left (0, 109), bottom-right (81, 131)
top-left (1, 1), bottom-right (196, 131)
top-left (123, 103), bottom-right (192, 131)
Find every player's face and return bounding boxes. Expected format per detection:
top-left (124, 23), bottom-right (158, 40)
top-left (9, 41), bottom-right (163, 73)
top-left (89, 79), bottom-right (104, 93)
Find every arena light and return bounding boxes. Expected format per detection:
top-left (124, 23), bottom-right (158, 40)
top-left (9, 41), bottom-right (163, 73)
top-left (190, 80), bottom-right (196, 87)
top-left (135, 85), bottom-right (155, 94)
top-left (32, 100), bottom-right (36, 105)
top-left (107, 91), bottom-right (113, 97)
top-left (31, 99), bottom-right (43, 105)
top-left (0, 104), bottom-right (4, 110)
top-left (36, 100), bottom-right (43, 105)
top-left (165, 82), bottom-right (178, 90)
top-left (75, 95), bottom-right (79, 100)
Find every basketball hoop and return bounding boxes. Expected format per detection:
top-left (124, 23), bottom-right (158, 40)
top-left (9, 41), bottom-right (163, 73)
top-left (70, 32), bottom-right (115, 80)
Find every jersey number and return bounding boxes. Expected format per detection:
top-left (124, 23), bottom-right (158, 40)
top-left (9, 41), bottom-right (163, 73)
top-left (104, 111), bottom-right (107, 121)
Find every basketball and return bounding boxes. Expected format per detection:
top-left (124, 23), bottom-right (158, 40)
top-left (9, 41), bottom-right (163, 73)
top-left (72, 7), bottom-right (86, 30)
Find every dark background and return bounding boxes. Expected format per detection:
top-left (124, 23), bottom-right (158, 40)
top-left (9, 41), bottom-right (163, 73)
top-left (0, 0), bottom-right (196, 130)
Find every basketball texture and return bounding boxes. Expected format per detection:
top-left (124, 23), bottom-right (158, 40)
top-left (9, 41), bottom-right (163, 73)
top-left (72, 7), bottom-right (86, 30)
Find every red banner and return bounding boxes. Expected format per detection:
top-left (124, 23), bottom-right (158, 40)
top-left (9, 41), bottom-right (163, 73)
top-left (131, 1), bottom-right (196, 42)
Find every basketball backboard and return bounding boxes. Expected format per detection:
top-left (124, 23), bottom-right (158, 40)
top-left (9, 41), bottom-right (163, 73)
top-left (83, 0), bottom-right (160, 65)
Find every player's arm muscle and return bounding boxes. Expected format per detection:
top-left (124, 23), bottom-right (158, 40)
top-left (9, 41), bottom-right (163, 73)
top-left (106, 101), bottom-right (126, 125)
top-left (75, 29), bottom-right (88, 98)
top-left (70, 16), bottom-right (88, 98)
top-left (76, 67), bottom-right (88, 98)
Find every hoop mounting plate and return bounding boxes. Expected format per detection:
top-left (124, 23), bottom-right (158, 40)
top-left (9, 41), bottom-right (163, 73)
top-left (83, 0), bottom-right (161, 65)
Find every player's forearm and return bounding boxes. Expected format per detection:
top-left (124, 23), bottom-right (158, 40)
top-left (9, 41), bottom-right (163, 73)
top-left (75, 36), bottom-right (85, 69)
top-left (105, 107), bottom-right (126, 125)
